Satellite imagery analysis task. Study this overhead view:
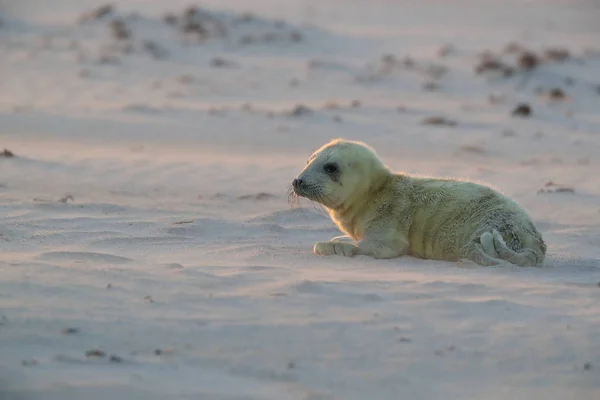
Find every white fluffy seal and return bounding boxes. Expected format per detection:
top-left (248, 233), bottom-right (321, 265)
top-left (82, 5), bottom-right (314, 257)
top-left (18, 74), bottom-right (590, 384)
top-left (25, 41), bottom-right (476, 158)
top-left (291, 138), bottom-right (546, 267)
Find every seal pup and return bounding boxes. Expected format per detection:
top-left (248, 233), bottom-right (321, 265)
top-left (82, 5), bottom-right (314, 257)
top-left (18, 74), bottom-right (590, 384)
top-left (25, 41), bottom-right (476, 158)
top-left (290, 138), bottom-right (546, 267)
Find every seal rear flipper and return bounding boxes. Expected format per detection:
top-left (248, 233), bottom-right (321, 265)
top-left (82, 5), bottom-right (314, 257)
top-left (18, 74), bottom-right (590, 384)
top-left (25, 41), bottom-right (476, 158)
top-left (461, 242), bottom-right (505, 266)
top-left (479, 231), bottom-right (500, 258)
top-left (491, 230), bottom-right (544, 267)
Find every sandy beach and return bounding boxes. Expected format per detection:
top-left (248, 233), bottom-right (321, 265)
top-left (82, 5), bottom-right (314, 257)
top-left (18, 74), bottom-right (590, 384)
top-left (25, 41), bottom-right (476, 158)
top-left (1, 1), bottom-right (599, 399)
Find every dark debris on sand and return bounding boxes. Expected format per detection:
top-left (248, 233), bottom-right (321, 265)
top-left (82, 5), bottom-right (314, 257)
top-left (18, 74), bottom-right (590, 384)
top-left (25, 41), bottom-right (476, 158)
top-left (511, 103), bottom-right (532, 117)
top-left (517, 51), bottom-right (539, 70)
top-left (1, 149), bottom-right (15, 158)
top-left (290, 104), bottom-right (312, 117)
top-left (474, 42), bottom-right (579, 83)
top-left (537, 181), bottom-right (575, 194)
top-left (79, 4), bottom-right (114, 23)
top-left (77, 3), bottom-right (306, 65)
top-left (85, 349), bottom-right (106, 358)
top-left (421, 116), bottom-right (457, 127)
top-left (109, 19), bottom-right (131, 40)
top-left (475, 58), bottom-right (514, 77)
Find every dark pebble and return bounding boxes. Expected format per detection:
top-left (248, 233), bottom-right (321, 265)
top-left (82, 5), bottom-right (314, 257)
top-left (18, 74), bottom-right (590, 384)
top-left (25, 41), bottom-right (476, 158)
top-left (109, 355), bottom-right (124, 363)
top-left (1, 149), bottom-right (15, 158)
top-left (512, 103), bottom-right (532, 117)
top-left (85, 349), bottom-right (106, 358)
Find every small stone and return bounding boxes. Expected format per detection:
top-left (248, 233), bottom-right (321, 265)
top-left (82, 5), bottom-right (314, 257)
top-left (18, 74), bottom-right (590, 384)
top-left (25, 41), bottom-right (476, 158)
top-left (92, 5), bottom-right (114, 19)
top-left (475, 59), bottom-right (513, 77)
top-left (154, 349), bottom-right (162, 355)
top-left (422, 81), bottom-right (440, 91)
top-left (109, 355), bottom-right (123, 363)
top-left (211, 58), bottom-right (238, 68)
top-left (350, 100), bottom-right (361, 108)
top-left (518, 51), bottom-right (539, 70)
top-left (182, 21), bottom-right (207, 39)
top-left (290, 104), bottom-right (312, 117)
top-left (583, 362), bottom-right (592, 371)
top-left (109, 19), bottom-right (131, 41)
top-left (58, 194), bottom-right (74, 203)
top-left (548, 88), bottom-right (566, 100)
top-left (458, 144), bottom-right (487, 154)
top-left (422, 116), bottom-right (457, 126)
top-left (554, 187), bottom-right (575, 193)
top-left (144, 295), bottom-right (154, 303)
top-left (85, 349), bottom-right (106, 358)
top-left (287, 361), bottom-right (295, 369)
top-left (172, 220), bottom-right (194, 225)
top-left (80, 4), bottom-right (114, 23)
top-left (1, 149), bottom-right (15, 158)
top-left (511, 103), bottom-right (531, 117)
top-left (106, 283), bottom-right (112, 289)
top-left (398, 337), bottom-right (412, 342)
top-left (537, 181), bottom-right (576, 194)
top-left (184, 6), bottom-right (198, 18)
top-left (62, 327), bottom-right (80, 335)
top-left (21, 359), bottom-right (39, 367)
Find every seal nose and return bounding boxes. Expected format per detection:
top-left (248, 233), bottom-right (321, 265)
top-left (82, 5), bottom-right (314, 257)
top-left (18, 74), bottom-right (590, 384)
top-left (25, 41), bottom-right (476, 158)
top-left (292, 178), bottom-right (304, 189)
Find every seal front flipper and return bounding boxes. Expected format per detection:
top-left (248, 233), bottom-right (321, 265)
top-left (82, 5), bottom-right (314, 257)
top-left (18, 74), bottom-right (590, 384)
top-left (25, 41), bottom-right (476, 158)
top-left (314, 241), bottom-right (358, 257)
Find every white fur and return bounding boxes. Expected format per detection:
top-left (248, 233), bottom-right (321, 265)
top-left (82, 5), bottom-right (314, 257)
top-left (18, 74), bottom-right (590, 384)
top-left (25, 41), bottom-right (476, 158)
top-left (292, 138), bottom-right (546, 267)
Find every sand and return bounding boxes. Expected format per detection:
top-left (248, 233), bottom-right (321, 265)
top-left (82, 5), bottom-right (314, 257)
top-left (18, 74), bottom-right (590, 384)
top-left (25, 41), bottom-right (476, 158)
top-left (1, 0), bottom-right (599, 399)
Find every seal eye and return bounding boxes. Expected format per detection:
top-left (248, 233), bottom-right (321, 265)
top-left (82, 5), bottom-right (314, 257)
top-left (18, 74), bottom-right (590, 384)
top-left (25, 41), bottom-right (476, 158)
top-left (323, 163), bottom-right (339, 174)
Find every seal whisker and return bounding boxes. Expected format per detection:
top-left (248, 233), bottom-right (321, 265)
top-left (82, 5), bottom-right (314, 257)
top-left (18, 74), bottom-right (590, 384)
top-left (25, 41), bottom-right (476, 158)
top-left (311, 191), bottom-right (333, 216)
top-left (287, 185), bottom-right (300, 209)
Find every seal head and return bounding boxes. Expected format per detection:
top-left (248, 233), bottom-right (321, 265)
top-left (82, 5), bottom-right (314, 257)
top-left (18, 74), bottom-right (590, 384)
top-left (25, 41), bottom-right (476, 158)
top-left (292, 138), bottom-right (389, 211)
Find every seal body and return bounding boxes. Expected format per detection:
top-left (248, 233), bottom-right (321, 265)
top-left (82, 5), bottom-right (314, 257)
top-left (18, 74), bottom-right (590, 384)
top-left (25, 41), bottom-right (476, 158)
top-left (291, 138), bottom-right (546, 267)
